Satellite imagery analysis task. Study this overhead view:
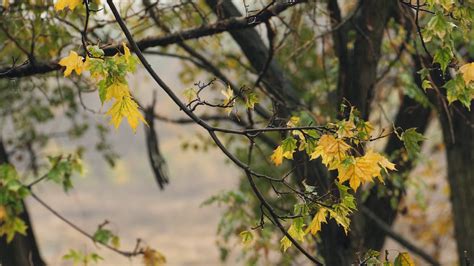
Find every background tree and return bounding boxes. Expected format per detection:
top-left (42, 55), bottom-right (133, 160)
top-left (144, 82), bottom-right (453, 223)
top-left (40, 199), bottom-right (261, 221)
top-left (0, 0), bottom-right (473, 265)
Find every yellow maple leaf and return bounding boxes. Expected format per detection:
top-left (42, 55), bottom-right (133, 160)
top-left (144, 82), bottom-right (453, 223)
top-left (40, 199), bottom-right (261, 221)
top-left (221, 86), bottom-right (234, 115)
top-left (306, 208), bottom-right (328, 235)
top-left (310, 134), bottom-right (350, 169)
top-left (364, 150), bottom-right (396, 182)
top-left (106, 96), bottom-right (147, 133)
top-left (337, 156), bottom-right (377, 191)
top-left (105, 82), bottom-right (130, 102)
top-left (270, 145), bottom-right (294, 166)
top-left (280, 236), bottom-right (292, 252)
top-left (270, 146), bottom-right (284, 166)
top-left (55, 0), bottom-right (82, 11)
top-left (459, 62), bottom-right (474, 84)
top-left (58, 51), bottom-right (84, 77)
top-left (122, 42), bottom-right (132, 62)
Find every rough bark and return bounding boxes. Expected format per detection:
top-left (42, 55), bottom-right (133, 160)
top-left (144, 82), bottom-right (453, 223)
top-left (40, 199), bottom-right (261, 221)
top-left (441, 101), bottom-right (474, 265)
top-left (0, 141), bottom-right (45, 266)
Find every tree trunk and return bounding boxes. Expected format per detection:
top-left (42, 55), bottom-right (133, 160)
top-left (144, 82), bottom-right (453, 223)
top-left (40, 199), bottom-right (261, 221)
top-left (0, 141), bottom-right (45, 266)
top-left (439, 102), bottom-right (474, 265)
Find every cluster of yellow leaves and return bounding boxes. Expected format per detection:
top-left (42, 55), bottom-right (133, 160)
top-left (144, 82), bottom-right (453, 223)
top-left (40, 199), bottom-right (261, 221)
top-left (337, 150), bottom-right (396, 191)
top-left (310, 134), bottom-right (350, 170)
top-left (58, 44), bottom-right (146, 132)
top-left (312, 135), bottom-right (396, 191)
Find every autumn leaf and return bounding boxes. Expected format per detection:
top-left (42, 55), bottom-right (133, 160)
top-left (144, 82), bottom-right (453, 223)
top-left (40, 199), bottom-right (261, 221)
top-left (394, 252), bottom-right (415, 266)
top-left (105, 82), bottom-right (130, 102)
top-left (280, 218), bottom-right (306, 252)
top-left (55, 0), bottom-right (82, 11)
top-left (270, 137), bottom-right (297, 166)
top-left (270, 146), bottom-right (284, 166)
top-left (142, 247), bottom-right (166, 266)
top-left (459, 62), bottom-right (474, 84)
top-left (364, 150), bottom-right (396, 181)
top-left (310, 134), bottom-right (350, 169)
top-left (337, 151), bottom-right (395, 191)
top-left (337, 156), bottom-right (375, 191)
top-left (58, 51), bottom-right (84, 77)
top-left (280, 236), bottom-right (292, 252)
top-left (306, 207), bottom-right (328, 235)
top-left (106, 96), bottom-right (147, 133)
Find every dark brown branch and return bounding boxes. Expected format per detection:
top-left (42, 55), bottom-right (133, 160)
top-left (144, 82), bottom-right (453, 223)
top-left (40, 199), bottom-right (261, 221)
top-left (0, 0), bottom-right (305, 79)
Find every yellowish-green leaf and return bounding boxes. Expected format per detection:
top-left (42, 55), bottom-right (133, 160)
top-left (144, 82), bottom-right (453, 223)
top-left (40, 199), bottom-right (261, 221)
top-left (287, 116), bottom-right (300, 127)
top-left (105, 82), bottom-right (130, 102)
top-left (280, 236), bottom-right (292, 252)
top-left (58, 51), bottom-right (84, 77)
top-left (183, 88), bottom-right (197, 103)
top-left (328, 207), bottom-right (351, 234)
top-left (394, 252), bottom-right (415, 266)
top-left (221, 85), bottom-right (234, 115)
top-left (106, 96), bottom-right (147, 133)
top-left (337, 120), bottom-right (356, 139)
top-left (239, 230), bottom-right (253, 245)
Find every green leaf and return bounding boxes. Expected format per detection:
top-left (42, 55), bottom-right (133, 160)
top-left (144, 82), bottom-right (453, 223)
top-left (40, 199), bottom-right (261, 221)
top-left (98, 79), bottom-right (108, 104)
top-left (400, 128), bottom-right (426, 159)
top-left (433, 46), bottom-right (452, 72)
top-left (93, 228), bottom-right (114, 245)
top-left (444, 75), bottom-right (473, 109)
top-left (281, 137), bottom-right (297, 160)
top-left (244, 91), bottom-right (259, 109)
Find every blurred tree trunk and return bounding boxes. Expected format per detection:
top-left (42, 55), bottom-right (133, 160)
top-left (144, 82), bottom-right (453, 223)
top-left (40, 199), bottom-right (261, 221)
top-left (205, 0), bottom-right (430, 264)
top-left (0, 141), bottom-right (45, 266)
